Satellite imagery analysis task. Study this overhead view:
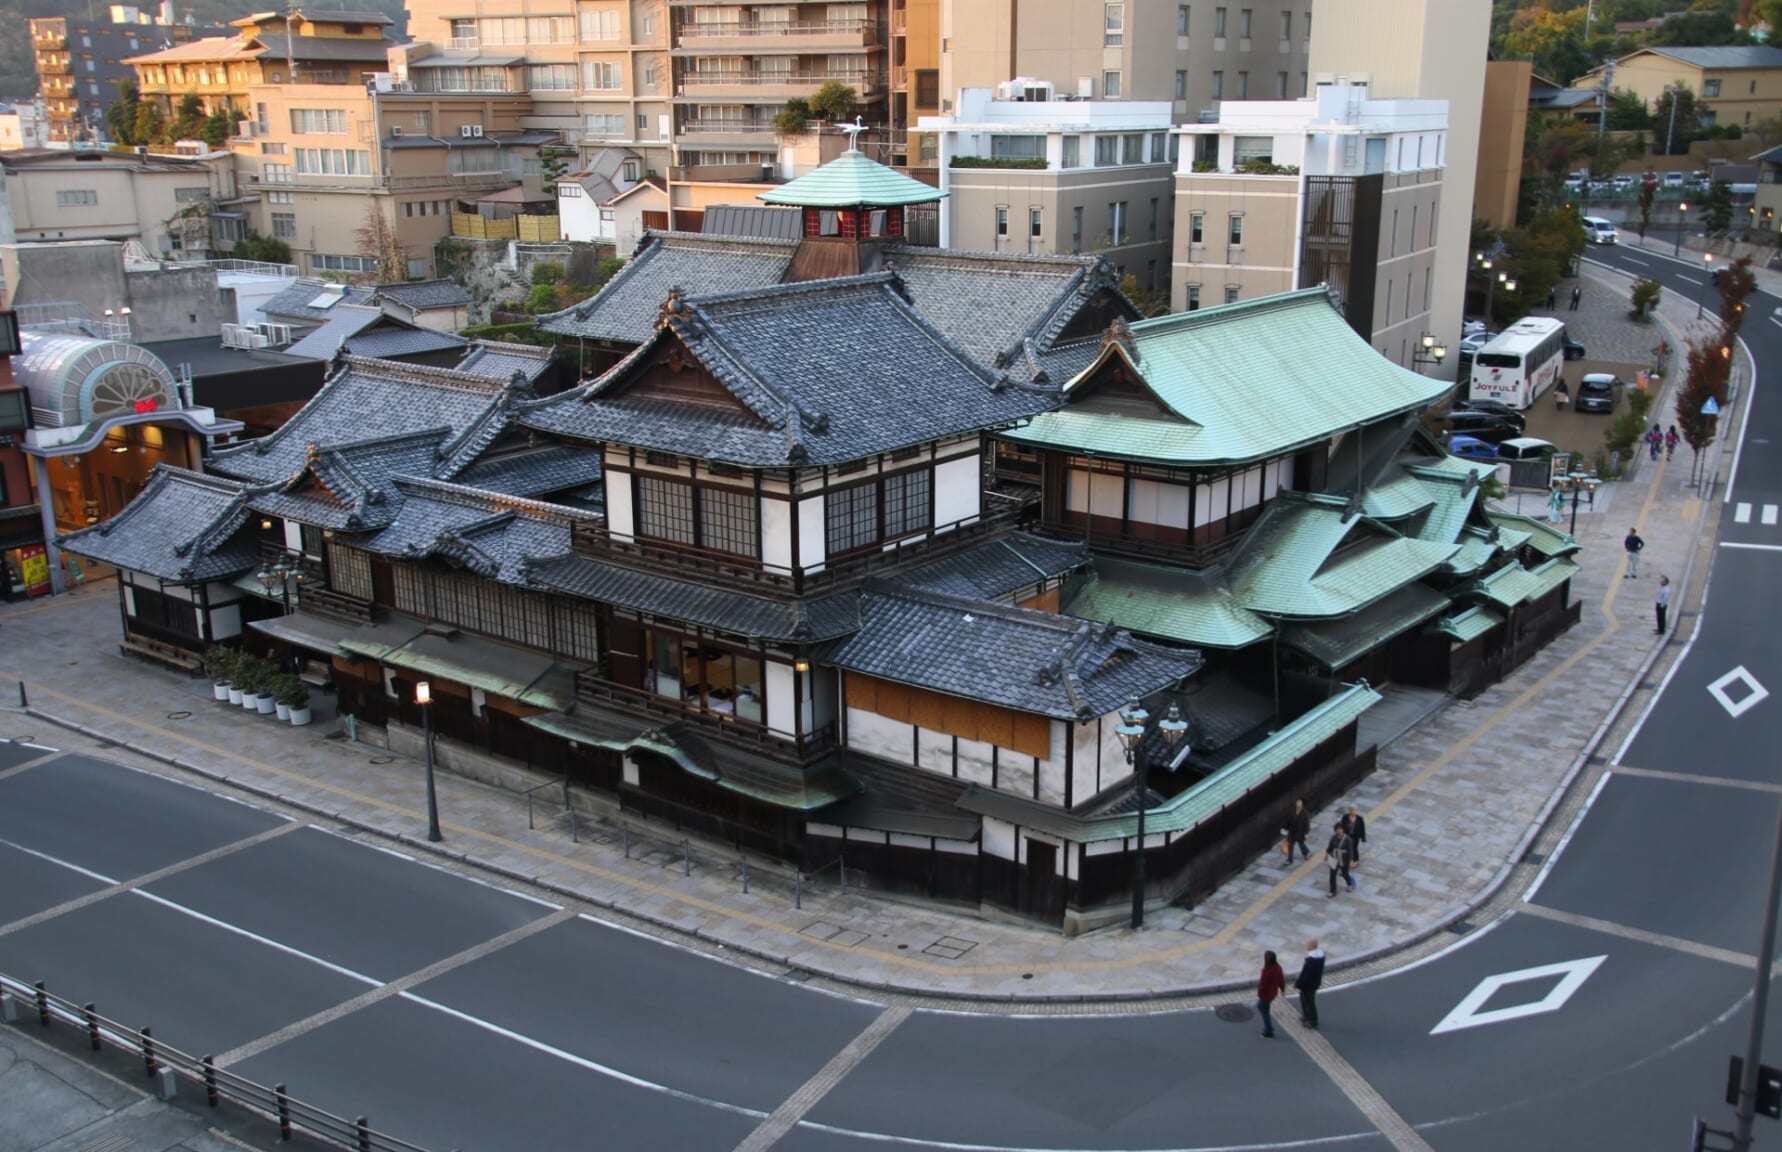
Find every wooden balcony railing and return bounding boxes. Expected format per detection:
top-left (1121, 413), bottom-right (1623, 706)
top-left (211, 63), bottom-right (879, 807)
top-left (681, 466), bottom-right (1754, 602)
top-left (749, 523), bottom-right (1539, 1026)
top-left (574, 670), bottom-right (836, 765)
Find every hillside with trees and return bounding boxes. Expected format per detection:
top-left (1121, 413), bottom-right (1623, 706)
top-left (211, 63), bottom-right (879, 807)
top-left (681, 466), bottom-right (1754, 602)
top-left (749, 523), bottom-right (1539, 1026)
top-left (0, 0), bottom-right (405, 103)
top-left (1489, 0), bottom-right (1762, 86)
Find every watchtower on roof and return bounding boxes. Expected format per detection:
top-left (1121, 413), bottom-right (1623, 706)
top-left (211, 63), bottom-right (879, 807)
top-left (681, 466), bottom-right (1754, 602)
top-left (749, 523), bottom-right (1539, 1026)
top-left (758, 118), bottom-right (946, 282)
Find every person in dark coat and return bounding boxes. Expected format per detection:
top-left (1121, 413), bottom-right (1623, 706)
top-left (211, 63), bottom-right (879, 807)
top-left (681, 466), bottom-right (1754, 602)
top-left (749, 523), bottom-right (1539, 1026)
top-left (1257, 950), bottom-right (1287, 1038)
top-left (1326, 821), bottom-right (1354, 896)
top-left (1344, 805), bottom-right (1367, 869)
top-left (1285, 798), bottom-right (1311, 863)
top-left (1296, 939), bottom-right (1326, 1029)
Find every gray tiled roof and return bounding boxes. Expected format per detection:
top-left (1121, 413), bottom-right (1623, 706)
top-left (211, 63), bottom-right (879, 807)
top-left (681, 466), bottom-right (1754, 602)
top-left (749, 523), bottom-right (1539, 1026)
top-left (251, 32), bottom-right (394, 61)
top-left (246, 429), bottom-right (448, 531)
top-left (347, 479), bottom-right (577, 585)
top-left (824, 587), bottom-right (1203, 721)
top-left (534, 233), bottom-right (1139, 373)
top-left (1641, 45), bottom-right (1782, 70)
top-left (283, 305), bottom-right (384, 360)
top-left (519, 275), bottom-right (1056, 466)
top-left (703, 204), bottom-right (803, 240)
top-left (208, 357), bottom-right (514, 485)
top-left (450, 445), bottom-right (605, 499)
top-left (60, 466), bottom-right (257, 584)
top-left (375, 279), bottom-right (473, 310)
top-left (537, 233), bottom-right (794, 345)
top-left (524, 554), bottom-right (862, 642)
top-left (455, 341), bottom-right (552, 384)
top-left (260, 278), bottom-right (376, 323)
top-left (902, 532), bottom-right (1089, 602)
top-left (344, 326), bottom-right (468, 358)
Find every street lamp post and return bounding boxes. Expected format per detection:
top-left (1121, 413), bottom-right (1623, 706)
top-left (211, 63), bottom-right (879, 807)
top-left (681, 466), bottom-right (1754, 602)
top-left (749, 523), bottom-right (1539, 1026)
top-left (1564, 471), bottom-right (1601, 536)
top-left (416, 680), bottom-right (442, 843)
top-left (1116, 700), bottom-right (1190, 930)
top-left (1676, 202), bottom-right (1689, 258)
top-left (1412, 331), bottom-right (1448, 375)
top-left (254, 555), bottom-right (307, 671)
top-left (1701, 251), bottom-right (1715, 321)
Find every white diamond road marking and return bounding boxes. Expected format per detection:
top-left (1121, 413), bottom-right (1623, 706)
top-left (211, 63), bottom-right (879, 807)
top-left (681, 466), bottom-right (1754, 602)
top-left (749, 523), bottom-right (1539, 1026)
top-left (1431, 955), bottom-right (1607, 1036)
top-left (1708, 666), bottom-right (1771, 719)
top-left (1768, 505), bottom-right (1781, 527)
top-left (1738, 503), bottom-right (1753, 523)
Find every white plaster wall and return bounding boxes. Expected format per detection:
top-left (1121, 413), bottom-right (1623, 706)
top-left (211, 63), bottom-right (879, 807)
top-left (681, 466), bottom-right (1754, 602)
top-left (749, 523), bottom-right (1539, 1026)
top-left (956, 736), bottom-right (994, 785)
top-left (798, 496), bottom-right (826, 569)
top-left (846, 827), bottom-right (889, 843)
top-left (933, 453), bottom-right (981, 528)
top-left (808, 821), bottom-right (843, 838)
top-left (606, 475), bottom-right (635, 541)
top-left (209, 602), bottom-right (242, 640)
top-left (997, 751), bottom-right (1034, 797)
top-left (760, 496), bottom-right (792, 571)
top-left (937, 837), bottom-right (978, 856)
top-left (1036, 719), bottom-right (1066, 807)
top-left (982, 816), bottom-right (1017, 861)
top-left (123, 585), bottom-right (137, 615)
top-left (765, 660), bottom-right (796, 736)
top-left (556, 189), bottom-right (604, 242)
top-left (845, 706), bottom-right (913, 764)
top-left (917, 727), bottom-right (955, 778)
top-left (889, 832), bottom-right (930, 850)
top-left (283, 519), bottom-right (302, 552)
top-left (622, 756), bottom-right (640, 786)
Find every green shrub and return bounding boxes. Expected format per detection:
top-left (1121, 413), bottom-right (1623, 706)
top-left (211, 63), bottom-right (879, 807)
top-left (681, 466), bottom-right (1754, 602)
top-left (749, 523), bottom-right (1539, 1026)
top-left (531, 262), bottom-right (564, 285)
top-left (202, 646), bottom-right (239, 683)
top-left (270, 673), bottom-right (308, 709)
top-left (948, 155), bottom-right (1048, 170)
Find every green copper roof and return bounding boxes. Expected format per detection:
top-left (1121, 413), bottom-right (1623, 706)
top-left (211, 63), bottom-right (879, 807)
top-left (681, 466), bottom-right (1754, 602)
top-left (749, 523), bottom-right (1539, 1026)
top-left (1445, 529), bottom-right (1500, 576)
top-left (1487, 511), bottom-right (1580, 559)
top-left (1276, 583), bottom-right (1450, 670)
top-left (1362, 472), bottom-right (1438, 521)
top-left (1430, 605), bottom-right (1505, 643)
top-left (757, 148), bottom-right (947, 208)
top-left (1472, 557), bottom-right (1579, 608)
top-left (1226, 497), bottom-right (1458, 619)
top-left (1006, 288), bottom-right (1451, 465)
top-left (1069, 557), bottom-right (1272, 649)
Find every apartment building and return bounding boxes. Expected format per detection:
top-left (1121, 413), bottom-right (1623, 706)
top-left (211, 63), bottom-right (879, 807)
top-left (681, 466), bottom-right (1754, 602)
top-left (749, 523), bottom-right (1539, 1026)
top-left (920, 84), bottom-right (1175, 289)
top-left (927, 0), bottom-right (1315, 181)
top-left (0, 149), bottom-right (235, 255)
top-left (890, 0), bottom-right (940, 170)
top-left (1574, 46), bottom-right (1782, 133)
top-left (32, 5), bottom-right (229, 145)
top-left (1309, 0), bottom-right (1487, 375)
top-left (0, 103), bottom-right (50, 151)
top-left (1171, 83), bottom-right (1446, 368)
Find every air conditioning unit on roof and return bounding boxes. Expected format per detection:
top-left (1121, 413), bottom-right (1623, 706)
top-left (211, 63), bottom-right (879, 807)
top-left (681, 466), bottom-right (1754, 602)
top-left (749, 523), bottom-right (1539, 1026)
top-left (459, 124), bottom-right (474, 138)
top-left (470, 124), bottom-right (483, 137)
top-left (389, 124), bottom-right (402, 137)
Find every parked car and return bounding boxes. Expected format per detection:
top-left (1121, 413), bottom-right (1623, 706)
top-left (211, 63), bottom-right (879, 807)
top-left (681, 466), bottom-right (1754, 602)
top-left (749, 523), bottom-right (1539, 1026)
top-left (1496, 436), bottom-right (1557, 462)
top-left (1581, 216), bottom-right (1619, 244)
top-left (1441, 411), bottom-right (1526, 443)
top-left (1462, 319), bottom-right (1490, 338)
top-left (1576, 373), bottom-right (1620, 414)
top-left (1454, 398), bottom-right (1527, 429)
top-left (1444, 434), bottom-right (1499, 461)
top-left (1564, 336), bottom-right (1587, 361)
top-left (1459, 331), bottom-right (1497, 357)
top-left (1662, 172), bottom-right (1686, 188)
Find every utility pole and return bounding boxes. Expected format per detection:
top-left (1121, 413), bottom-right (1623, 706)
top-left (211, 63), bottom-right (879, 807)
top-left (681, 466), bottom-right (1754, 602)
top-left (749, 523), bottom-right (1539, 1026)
top-left (1666, 83), bottom-right (1681, 157)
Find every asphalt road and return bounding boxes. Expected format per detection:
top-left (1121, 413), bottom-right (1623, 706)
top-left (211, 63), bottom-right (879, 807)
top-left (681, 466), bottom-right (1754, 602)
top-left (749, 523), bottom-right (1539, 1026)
top-left (0, 242), bottom-right (1779, 1150)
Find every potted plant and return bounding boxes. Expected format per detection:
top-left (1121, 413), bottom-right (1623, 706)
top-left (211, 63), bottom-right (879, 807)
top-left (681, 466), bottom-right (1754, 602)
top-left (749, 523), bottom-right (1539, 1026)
top-left (236, 656), bottom-right (270, 711)
top-left (256, 670), bottom-right (279, 715)
top-left (268, 673), bottom-right (298, 721)
top-left (226, 654), bottom-right (246, 706)
top-left (203, 647), bottom-right (237, 702)
top-left (281, 676), bottom-right (312, 726)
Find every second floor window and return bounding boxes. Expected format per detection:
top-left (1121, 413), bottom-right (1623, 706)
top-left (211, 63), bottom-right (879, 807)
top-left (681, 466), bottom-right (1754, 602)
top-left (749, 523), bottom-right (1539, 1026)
top-left (826, 469), bottom-right (932, 556)
top-left (1105, 4), bottom-right (1124, 45)
top-left (637, 476), bottom-right (758, 558)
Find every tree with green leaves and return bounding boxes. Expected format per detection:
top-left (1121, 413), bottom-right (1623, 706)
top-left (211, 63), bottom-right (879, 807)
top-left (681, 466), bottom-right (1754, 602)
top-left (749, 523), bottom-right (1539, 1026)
top-left (1630, 277), bottom-right (1663, 322)
top-left (105, 79), bottom-right (141, 146)
top-left (1652, 86), bottom-right (1702, 156)
top-left (132, 101), bottom-right (165, 148)
top-left (809, 80), bottom-right (858, 124)
top-left (1637, 171), bottom-right (1659, 239)
top-left (170, 93), bottom-right (205, 142)
top-left (1701, 178), bottom-right (1735, 235)
top-left (773, 96), bottom-right (812, 136)
top-left (539, 146), bottom-right (572, 199)
top-left (199, 107), bottom-right (236, 148)
top-left (233, 230), bottom-right (291, 264)
top-left (1606, 90), bottom-right (1652, 131)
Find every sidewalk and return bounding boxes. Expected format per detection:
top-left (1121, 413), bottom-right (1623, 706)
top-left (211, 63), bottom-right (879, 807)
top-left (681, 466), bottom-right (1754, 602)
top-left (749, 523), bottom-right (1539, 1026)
top-left (0, 289), bottom-right (1732, 1006)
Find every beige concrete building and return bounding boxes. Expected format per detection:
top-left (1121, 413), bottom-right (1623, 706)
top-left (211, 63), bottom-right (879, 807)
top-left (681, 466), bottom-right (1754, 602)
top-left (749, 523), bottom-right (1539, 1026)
top-left (919, 86), bottom-right (1174, 291)
top-left (892, 0), bottom-right (941, 171)
top-left (1474, 57), bottom-right (1531, 231)
top-left (1574, 46), bottom-right (1782, 134)
top-left (933, 0), bottom-right (1315, 177)
top-left (1171, 84), bottom-right (1446, 369)
top-left (0, 149), bottom-right (235, 255)
top-left (1309, 0), bottom-right (1488, 376)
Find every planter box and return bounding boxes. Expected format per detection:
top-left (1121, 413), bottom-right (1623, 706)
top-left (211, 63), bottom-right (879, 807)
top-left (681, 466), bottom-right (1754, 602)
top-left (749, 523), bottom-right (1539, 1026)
top-left (213, 682), bottom-right (230, 702)
top-left (289, 706), bottom-right (313, 726)
top-left (256, 695), bottom-right (277, 715)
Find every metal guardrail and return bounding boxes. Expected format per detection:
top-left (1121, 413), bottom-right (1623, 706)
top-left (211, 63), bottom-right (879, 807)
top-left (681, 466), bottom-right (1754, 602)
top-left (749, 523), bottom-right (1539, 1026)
top-left (0, 972), bottom-right (447, 1152)
top-left (525, 775), bottom-right (579, 842)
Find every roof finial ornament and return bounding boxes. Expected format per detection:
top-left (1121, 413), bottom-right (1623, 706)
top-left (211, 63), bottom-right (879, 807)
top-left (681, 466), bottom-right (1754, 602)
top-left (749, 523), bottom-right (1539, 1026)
top-left (1100, 316), bottom-right (1135, 355)
top-left (839, 115), bottom-right (868, 152)
top-left (657, 285), bottom-right (690, 329)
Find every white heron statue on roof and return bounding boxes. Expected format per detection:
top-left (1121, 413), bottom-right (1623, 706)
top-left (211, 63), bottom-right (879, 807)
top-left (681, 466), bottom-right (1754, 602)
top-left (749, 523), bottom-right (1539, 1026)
top-left (839, 115), bottom-right (868, 150)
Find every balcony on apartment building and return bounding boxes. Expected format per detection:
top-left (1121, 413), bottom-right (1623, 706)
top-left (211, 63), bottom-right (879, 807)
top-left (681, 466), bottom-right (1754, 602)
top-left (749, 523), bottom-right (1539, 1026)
top-left (676, 116), bottom-right (779, 145)
top-left (674, 17), bottom-right (880, 54)
top-left (675, 69), bottom-right (883, 101)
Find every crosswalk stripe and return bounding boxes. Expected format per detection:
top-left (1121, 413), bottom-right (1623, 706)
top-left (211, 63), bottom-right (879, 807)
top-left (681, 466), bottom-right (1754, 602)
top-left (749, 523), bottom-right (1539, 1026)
top-left (1736, 502), bottom-right (1752, 523)
top-left (1765, 505), bottom-right (1779, 526)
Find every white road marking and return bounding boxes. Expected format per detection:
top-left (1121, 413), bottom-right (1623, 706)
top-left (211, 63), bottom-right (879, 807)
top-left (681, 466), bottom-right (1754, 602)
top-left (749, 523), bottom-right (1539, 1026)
top-left (131, 890), bottom-right (383, 986)
top-left (1736, 502), bottom-right (1753, 523)
top-left (1429, 956), bottom-right (1607, 1036)
top-left (1679, 275), bottom-right (1704, 285)
top-left (1721, 542), bottom-right (1782, 552)
top-left (1624, 257), bottom-right (1650, 267)
top-left (1707, 665), bottom-right (1770, 719)
top-left (1525, 772), bottom-right (1612, 900)
top-left (1765, 505), bottom-right (1779, 526)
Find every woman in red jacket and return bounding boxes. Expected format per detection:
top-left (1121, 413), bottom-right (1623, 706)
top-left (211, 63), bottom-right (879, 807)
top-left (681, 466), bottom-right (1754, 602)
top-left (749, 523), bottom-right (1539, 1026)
top-left (1257, 949), bottom-right (1287, 1038)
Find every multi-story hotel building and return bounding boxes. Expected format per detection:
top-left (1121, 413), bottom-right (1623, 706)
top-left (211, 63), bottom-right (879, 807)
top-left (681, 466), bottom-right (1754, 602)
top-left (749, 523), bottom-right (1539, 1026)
top-left (31, 5), bottom-right (228, 146)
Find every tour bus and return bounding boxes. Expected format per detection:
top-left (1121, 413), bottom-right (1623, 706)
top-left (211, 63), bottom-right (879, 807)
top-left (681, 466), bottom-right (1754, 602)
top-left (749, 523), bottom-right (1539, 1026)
top-left (1468, 316), bottom-right (1568, 411)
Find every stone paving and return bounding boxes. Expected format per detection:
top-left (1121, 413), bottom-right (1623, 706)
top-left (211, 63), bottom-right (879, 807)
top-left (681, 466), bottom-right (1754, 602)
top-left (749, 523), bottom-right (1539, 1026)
top-left (0, 267), bottom-right (1735, 1006)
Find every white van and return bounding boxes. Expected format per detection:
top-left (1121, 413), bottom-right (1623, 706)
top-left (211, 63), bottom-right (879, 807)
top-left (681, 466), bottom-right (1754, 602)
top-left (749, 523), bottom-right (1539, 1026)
top-left (1582, 216), bottom-right (1619, 244)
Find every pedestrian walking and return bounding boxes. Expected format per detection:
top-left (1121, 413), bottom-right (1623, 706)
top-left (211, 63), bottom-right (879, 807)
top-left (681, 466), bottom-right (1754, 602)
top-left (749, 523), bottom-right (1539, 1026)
top-left (1569, 285), bottom-right (1582, 311)
top-left (1296, 939), bottom-right (1326, 1029)
top-left (1284, 797), bottom-right (1311, 863)
top-left (1555, 380), bottom-right (1570, 409)
top-left (1547, 484), bottom-right (1566, 524)
top-left (1624, 527), bottom-right (1645, 579)
top-left (1647, 424), bottom-right (1664, 461)
top-left (1345, 805), bottom-right (1367, 868)
top-left (1666, 425), bottom-right (1680, 461)
top-left (1655, 575), bottom-right (1671, 635)
top-left (1547, 286), bottom-right (1558, 311)
top-left (1326, 821), bottom-right (1353, 896)
top-left (1257, 950), bottom-right (1287, 1038)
